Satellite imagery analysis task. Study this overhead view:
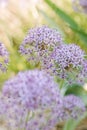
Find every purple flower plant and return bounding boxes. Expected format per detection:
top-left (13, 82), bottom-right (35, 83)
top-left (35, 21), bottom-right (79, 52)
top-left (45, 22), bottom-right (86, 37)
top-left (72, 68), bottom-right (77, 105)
top-left (0, 70), bottom-right (86, 130)
top-left (0, 42), bottom-right (9, 72)
top-left (72, 0), bottom-right (87, 13)
top-left (12, 25), bottom-right (87, 129)
top-left (0, 70), bottom-right (63, 130)
top-left (42, 43), bottom-right (86, 85)
top-left (19, 25), bottom-right (62, 64)
top-left (19, 26), bottom-right (87, 85)
top-left (63, 95), bottom-right (86, 119)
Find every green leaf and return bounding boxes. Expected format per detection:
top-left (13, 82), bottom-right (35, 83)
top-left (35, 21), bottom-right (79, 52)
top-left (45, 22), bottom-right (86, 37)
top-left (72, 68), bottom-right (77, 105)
top-left (44, 0), bottom-right (79, 29)
top-left (64, 84), bottom-right (87, 105)
top-left (65, 84), bottom-right (86, 96)
top-left (44, 0), bottom-right (87, 45)
top-left (63, 119), bottom-right (77, 130)
top-left (73, 28), bottom-right (87, 44)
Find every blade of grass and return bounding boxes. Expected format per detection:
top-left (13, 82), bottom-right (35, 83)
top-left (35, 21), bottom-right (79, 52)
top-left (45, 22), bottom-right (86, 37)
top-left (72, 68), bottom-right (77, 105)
top-left (37, 8), bottom-right (63, 33)
top-left (44, 0), bottom-right (79, 30)
top-left (44, 0), bottom-right (87, 45)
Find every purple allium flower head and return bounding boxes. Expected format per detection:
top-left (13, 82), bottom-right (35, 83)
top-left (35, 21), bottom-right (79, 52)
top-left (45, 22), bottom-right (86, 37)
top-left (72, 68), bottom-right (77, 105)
top-left (43, 43), bottom-right (85, 85)
top-left (0, 70), bottom-right (63, 130)
top-left (72, 0), bottom-right (87, 13)
top-left (42, 94), bottom-right (86, 129)
top-left (3, 70), bottom-right (61, 110)
top-left (0, 42), bottom-right (9, 72)
top-left (19, 25), bottom-right (62, 64)
top-left (63, 95), bottom-right (86, 119)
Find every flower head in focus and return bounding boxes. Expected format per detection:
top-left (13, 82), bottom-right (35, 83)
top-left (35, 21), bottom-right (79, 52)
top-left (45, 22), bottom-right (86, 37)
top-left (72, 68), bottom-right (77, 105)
top-left (43, 43), bottom-right (86, 85)
top-left (0, 42), bottom-right (9, 72)
top-left (0, 70), bottom-right (63, 130)
top-left (19, 25), bottom-right (62, 65)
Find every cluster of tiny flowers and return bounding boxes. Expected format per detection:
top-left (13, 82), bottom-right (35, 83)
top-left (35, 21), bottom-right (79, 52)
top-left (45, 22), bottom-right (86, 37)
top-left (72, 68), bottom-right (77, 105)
top-left (43, 43), bottom-right (85, 85)
top-left (63, 95), bottom-right (86, 119)
top-left (19, 26), bottom-right (87, 85)
top-left (0, 70), bottom-right (86, 130)
top-left (0, 25), bottom-right (86, 129)
top-left (0, 70), bottom-right (64, 130)
top-left (19, 25), bottom-right (62, 64)
top-left (0, 42), bottom-right (9, 72)
top-left (72, 0), bottom-right (87, 13)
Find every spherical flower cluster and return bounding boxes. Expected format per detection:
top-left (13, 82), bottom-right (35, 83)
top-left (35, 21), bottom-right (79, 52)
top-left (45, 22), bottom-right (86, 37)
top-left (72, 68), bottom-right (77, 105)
top-left (63, 95), bottom-right (86, 119)
top-left (3, 70), bottom-right (61, 110)
top-left (19, 26), bottom-right (87, 85)
top-left (43, 43), bottom-right (85, 85)
top-left (0, 70), bottom-right (86, 130)
top-left (19, 25), bottom-right (62, 64)
top-left (72, 0), bottom-right (87, 13)
top-left (0, 70), bottom-right (63, 130)
top-left (0, 42), bottom-right (9, 72)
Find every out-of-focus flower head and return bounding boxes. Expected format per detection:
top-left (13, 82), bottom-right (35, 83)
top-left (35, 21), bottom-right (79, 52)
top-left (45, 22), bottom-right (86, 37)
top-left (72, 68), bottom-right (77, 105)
top-left (19, 25), bottom-right (62, 65)
top-left (0, 42), bottom-right (9, 72)
top-left (0, 70), bottom-right (63, 130)
top-left (43, 43), bottom-right (86, 85)
top-left (63, 94), bottom-right (86, 118)
top-left (0, 70), bottom-right (86, 130)
top-left (72, 0), bottom-right (87, 14)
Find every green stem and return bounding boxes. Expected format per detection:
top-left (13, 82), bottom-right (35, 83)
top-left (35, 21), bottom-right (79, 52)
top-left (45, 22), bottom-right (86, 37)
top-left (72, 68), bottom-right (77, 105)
top-left (61, 83), bottom-right (69, 96)
top-left (59, 79), bottom-right (65, 89)
top-left (23, 111), bottom-right (30, 130)
top-left (24, 111), bottom-right (34, 130)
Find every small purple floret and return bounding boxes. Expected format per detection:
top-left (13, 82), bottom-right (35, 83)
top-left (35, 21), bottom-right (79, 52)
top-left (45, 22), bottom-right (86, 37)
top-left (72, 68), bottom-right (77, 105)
top-left (19, 25), bottom-right (62, 64)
